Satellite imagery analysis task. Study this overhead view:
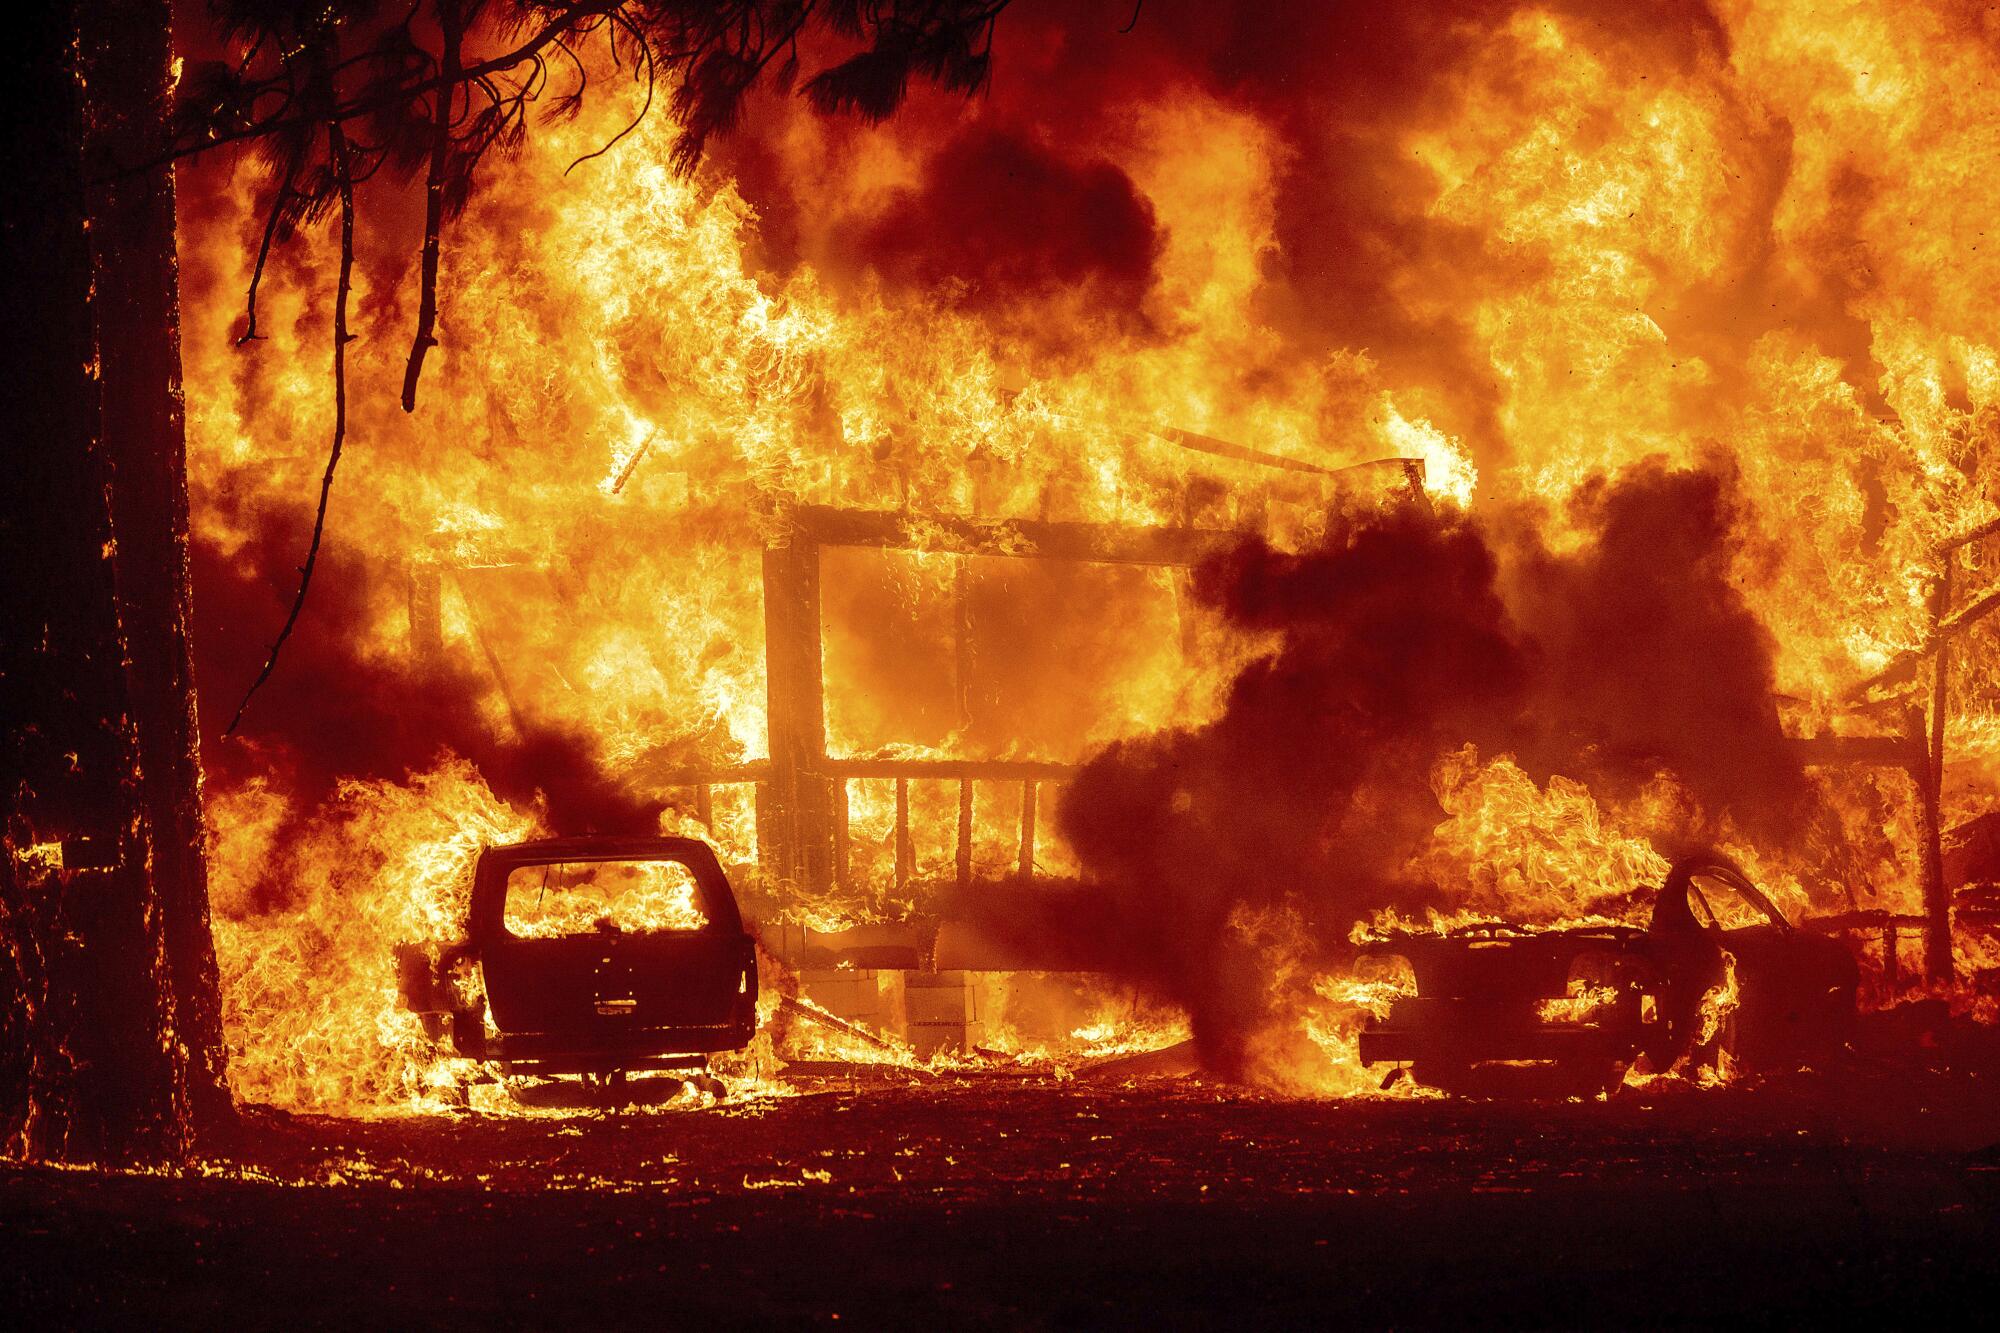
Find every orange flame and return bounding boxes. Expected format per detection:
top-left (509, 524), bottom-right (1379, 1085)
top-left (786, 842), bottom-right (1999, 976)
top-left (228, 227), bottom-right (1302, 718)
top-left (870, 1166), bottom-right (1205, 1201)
top-left (178, 4), bottom-right (2000, 1109)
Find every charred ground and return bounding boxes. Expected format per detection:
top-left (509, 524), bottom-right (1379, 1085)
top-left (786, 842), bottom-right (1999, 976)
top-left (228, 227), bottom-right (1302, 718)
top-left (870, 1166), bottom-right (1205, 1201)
top-left (6, 1071), bottom-right (2000, 1328)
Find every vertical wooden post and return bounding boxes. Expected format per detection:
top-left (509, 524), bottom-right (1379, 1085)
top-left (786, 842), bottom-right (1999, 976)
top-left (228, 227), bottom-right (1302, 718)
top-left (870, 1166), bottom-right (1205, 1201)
top-left (832, 779), bottom-right (850, 891)
top-left (694, 783), bottom-right (713, 830)
top-left (753, 779), bottom-right (771, 870)
top-left (454, 571), bottom-right (526, 738)
top-left (1922, 563), bottom-right (1955, 985)
top-left (1171, 567), bottom-right (1199, 657)
top-left (762, 539), bottom-right (835, 894)
top-left (1402, 458), bottom-right (1433, 513)
top-left (957, 778), bottom-right (974, 890)
top-left (953, 557), bottom-right (972, 732)
top-left (894, 777), bottom-right (912, 893)
top-left (1018, 779), bottom-right (1037, 881)
top-left (407, 562), bottom-right (442, 662)
top-left (1910, 712), bottom-right (1953, 986)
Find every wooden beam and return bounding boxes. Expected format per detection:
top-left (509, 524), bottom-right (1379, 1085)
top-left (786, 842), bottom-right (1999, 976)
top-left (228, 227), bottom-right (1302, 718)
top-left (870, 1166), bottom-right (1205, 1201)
top-left (778, 995), bottom-right (893, 1052)
top-left (1925, 566), bottom-right (1956, 985)
top-left (1935, 581), bottom-right (2000, 644)
top-left (953, 556), bottom-right (971, 731)
top-left (1171, 567), bottom-right (1199, 656)
top-left (1148, 435), bottom-right (1432, 510)
top-left (822, 757), bottom-right (1080, 782)
top-left (957, 778), bottom-right (974, 890)
top-left (1848, 577), bottom-right (2000, 694)
top-left (1018, 779), bottom-right (1037, 881)
top-left (1938, 513), bottom-right (2000, 554)
top-left (1801, 910), bottom-right (1929, 930)
top-left (832, 779), bottom-right (849, 891)
top-left (407, 563), bottom-right (441, 662)
top-left (894, 777), bottom-right (911, 894)
top-left (793, 504), bottom-right (1241, 568)
top-left (1150, 425), bottom-right (1339, 476)
top-left (1787, 733), bottom-right (1923, 772)
top-left (761, 543), bottom-right (835, 892)
top-left (631, 759), bottom-right (770, 787)
top-left (1911, 713), bottom-right (1953, 986)
top-left (450, 571), bottom-right (527, 739)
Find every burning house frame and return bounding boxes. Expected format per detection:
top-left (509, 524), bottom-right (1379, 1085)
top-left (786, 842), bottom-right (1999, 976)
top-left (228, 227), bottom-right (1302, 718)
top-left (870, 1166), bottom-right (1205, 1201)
top-left (374, 423), bottom-right (1427, 1060)
top-left (396, 416), bottom-right (2000, 1071)
top-left (1793, 514), bottom-right (2000, 991)
top-left (388, 386), bottom-right (2000, 1067)
top-left (747, 460), bottom-right (1429, 908)
top-left (415, 441), bottom-right (1437, 1050)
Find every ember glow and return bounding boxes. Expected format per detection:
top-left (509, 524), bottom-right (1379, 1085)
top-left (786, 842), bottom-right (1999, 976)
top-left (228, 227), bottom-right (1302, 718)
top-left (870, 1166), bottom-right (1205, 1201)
top-left (176, 1), bottom-right (2000, 1114)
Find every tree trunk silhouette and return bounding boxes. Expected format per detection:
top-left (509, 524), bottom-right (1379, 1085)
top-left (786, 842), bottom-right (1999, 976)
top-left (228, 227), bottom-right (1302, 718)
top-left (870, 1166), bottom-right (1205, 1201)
top-left (0, 0), bottom-right (229, 1164)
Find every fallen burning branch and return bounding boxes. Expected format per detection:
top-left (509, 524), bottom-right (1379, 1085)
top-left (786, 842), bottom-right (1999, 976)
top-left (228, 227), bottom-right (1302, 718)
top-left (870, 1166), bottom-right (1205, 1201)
top-left (777, 994), bottom-right (897, 1053)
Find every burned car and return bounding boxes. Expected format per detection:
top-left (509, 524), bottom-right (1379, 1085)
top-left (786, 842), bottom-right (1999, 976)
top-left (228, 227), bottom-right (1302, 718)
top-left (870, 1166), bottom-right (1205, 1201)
top-left (1357, 855), bottom-right (1858, 1096)
top-left (398, 836), bottom-right (759, 1093)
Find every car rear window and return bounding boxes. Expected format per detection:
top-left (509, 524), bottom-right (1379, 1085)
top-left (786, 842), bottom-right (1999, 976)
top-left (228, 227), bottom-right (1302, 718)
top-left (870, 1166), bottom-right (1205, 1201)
top-left (1685, 870), bottom-right (1777, 931)
top-left (502, 859), bottom-right (710, 937)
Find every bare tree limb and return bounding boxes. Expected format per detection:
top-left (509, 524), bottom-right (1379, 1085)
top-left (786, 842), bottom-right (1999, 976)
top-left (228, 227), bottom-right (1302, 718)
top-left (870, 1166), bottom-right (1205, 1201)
top-left (566, 12), bottom-right (654, 173)
top-left (235, 160), bottom-right (293, 345)
top-left (201, 1), bottom-right (1020, 714)
top-left (224, 118), bottom-right (358, 739)
top-left (401, 0), bottom-right (465, 413)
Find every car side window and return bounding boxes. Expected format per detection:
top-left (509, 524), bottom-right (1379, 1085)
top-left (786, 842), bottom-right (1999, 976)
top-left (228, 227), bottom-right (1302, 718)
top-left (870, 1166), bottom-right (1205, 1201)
top-left (502, 859), bottom-right (710, 938)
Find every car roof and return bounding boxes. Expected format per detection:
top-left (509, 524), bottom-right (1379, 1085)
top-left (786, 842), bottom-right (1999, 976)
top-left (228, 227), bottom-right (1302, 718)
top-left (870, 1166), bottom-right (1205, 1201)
top-left (477, 835), bottom-right (722, 865)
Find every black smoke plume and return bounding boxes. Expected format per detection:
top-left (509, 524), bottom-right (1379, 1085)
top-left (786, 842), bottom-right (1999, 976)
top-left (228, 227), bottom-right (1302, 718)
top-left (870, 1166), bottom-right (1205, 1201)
top-left (194, 502), bottom-right (662, 911)
top-left (956, 460), bottom-right (1817, 1076)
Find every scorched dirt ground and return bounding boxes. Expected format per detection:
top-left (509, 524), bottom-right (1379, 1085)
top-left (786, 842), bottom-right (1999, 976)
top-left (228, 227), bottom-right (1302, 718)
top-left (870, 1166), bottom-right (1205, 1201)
top-left (6, 1071), bottom-right (2000, 1328)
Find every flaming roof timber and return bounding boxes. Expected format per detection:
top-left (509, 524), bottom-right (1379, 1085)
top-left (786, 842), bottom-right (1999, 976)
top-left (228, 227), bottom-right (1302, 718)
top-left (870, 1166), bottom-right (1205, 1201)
top-left (789, 503), bottom-right (1241, 566)
top-left (788, 451), bottom-right (1427, 558)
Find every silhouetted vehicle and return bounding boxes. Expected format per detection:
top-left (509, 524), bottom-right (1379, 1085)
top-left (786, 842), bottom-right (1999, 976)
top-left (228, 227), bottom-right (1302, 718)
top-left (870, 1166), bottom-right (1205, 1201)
top-left (1357, 855), bottom-right (1858, 1096)
top-left (398, 836), bottom-right (758, 1095)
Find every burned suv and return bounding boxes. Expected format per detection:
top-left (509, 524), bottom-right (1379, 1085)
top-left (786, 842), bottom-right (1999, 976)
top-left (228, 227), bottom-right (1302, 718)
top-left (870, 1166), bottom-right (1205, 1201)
top-left (1356, 855), bottom-right (1858, 1096)
top-left (398, 836), bottom-right (759, 1087)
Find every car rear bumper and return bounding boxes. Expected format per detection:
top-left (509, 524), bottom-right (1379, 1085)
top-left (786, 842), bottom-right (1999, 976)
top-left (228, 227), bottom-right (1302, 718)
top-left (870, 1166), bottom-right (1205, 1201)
top-left (485, 1021), bottom-right (757, 1074)
top-left (1358, 1022), bottom-right (1638, 1067)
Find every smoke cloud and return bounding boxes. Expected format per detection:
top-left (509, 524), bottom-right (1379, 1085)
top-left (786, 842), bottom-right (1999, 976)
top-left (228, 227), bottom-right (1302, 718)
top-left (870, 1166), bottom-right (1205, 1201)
top-left (849, 126), bottom-right (1161, 324)
top-left (952, 461), bottom-right (1815, 1076)
top-left (193, 502), bottom-right (663, 911)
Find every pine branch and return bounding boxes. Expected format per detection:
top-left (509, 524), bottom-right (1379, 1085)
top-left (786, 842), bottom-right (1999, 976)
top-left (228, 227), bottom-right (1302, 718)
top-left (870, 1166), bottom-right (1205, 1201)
top-left (109, 4), bottom-right (627, 184)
